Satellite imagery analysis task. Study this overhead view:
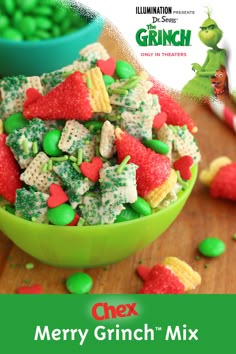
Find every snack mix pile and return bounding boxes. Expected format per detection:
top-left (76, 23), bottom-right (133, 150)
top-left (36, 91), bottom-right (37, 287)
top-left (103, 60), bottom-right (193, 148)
top-left (0, 42), bottom-right (201, 227)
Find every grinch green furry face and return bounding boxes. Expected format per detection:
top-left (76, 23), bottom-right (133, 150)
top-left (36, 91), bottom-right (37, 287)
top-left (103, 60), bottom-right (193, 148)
top-left (198, 22), bottom-right (223, 48)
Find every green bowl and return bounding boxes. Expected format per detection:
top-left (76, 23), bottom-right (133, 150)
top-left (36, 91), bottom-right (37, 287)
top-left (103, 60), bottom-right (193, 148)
top-left (0, 16), bottom-right (104, 77)
top-left (0, 166), bottom-right (197, 268)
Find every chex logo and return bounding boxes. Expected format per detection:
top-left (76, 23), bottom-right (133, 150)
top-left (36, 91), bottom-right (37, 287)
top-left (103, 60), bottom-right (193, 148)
top-left (92, 302), bottom-right (138, 320)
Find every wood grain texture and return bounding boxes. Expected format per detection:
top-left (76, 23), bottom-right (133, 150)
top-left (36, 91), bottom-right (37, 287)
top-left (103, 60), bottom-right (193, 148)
top-left (0, 27), bottom-right (236, 294)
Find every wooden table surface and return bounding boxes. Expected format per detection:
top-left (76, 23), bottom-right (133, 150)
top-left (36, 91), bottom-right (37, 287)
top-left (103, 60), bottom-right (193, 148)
top-left (1, 28), bottom-right (236, 294)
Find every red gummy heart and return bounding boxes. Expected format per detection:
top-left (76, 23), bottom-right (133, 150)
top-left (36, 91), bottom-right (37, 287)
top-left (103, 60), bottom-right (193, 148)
top-left (47, 184), bottom-right (68, 208)
top-left (24, 88), bottom-right (42, 107)
top-left (80, 157), bottom-right (103, 183)
top-left (67, 214), bottom-right (80, 226)
top-left (136, 265), bottom-right (151, 281)
top-left (97, 58), bottom-right (116, 76)
top-left (173, 155), bottom-right (194, 180)
top-left (17, 284), bottom-right (43, 294)
top-left (153, 112), bottom-right (167, 129)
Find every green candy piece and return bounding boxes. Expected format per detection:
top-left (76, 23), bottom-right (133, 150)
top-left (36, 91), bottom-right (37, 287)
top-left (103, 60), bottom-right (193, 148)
top-left (115, 60), bottom-right (136, 79)
top-left (34, 29), bottom-right (51, 39)
top-left (61, 17), bottom-right (72, 34)
top-left (43, 129), bottom-right (63, 157)
top-left (51, 25), bottom-right (61, 38)
top-left (103, 75), bottom-right (115, 86)
top-left (115, 205), bottom-right (139, 223)
top-left (198, 237), bottom-right (226, 257)
top-left (66, 272), bottom-right (93, 294)
top-left (54, 7), bottom-right (69, 23)
top-left (143, 138), bottom-right (169, 155)
top-left (4, 113), bottom-right (29, 134)
top-left (19, 16), bottom-right (37, 37)
top-left (33, 6), bottom-right (53, 16)
top-left (17, 0), bottom-right (38, 13)
top-left (35, 16), bottom-right (52, 30)
top-left (48, 204), bottom-right (75, 226)
top-left (131, 197), bottom-right (152, 216)
top-left (3, 0), bottom-right (15, 15)
top-left (1, 28), bottom-right (23, 41)
top-left (0, 15), bottom-right (9, 30)
top-left (13, 10), bottom-right (23, 28)
top-left (83, 120), bottom-right (104, 133)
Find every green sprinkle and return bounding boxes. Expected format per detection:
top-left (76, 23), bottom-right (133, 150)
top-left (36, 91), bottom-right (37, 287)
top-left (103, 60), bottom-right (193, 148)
top-left (24, 279), bottom-right (30, 284)
top-left (22, 139), bottom-right (29, 154)
top-left (86, 78), bottom-right (92, 89)
top-left (72, 163), bottom-right (81, 173)
top-left (138, 260), bottom-right (143, 264)
top-left (77, 149), bottom-right (83, 165)
top-left (50, 155), bottom-right (68, 162)
top-left (32, 141), bottom-right (38, 154)
top-left (104, 266), bottom-right (109, 271)
top-left (69, 156), bottom-right (77, 162)
top-left (232, 234), bottom-right (236, 240)
top-left (48, 159), bottom-right (53, 171)
top-left (120, 76), bottom-right (140, 89)
top-left (25, 262), bottom-right (34, 270)
top-left (77, 217), bottom-right (85, 226)
top-left (41, 163), bottom-right (48, 173)
top-left (10, 264), bottom-right (16, 268)
top-left (108, 114), bottom-right (121, 122)
top-left (61, 70), bottom-right (75, 78)
top-left (116, 155), bottom-right (131, 174)
top-left (195, 255), bottom-right (201, 261)
top-left (205, 264), bottom-right (209, 269)
top-left (111, 88), bottom-right (129, 95)
top-left (7, 256), bottom-right (12, 261)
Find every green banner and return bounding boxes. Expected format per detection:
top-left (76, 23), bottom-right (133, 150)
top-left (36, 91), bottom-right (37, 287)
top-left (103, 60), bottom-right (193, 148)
top-left (0, 295), bottom-right (234, 353)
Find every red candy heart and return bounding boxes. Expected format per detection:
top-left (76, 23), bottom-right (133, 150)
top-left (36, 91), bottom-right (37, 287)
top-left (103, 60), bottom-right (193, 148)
top-left (97, 58), bottom-right (116, 76)
top-left (17, 284), bottom-right (43, 294)
top-left (80, 157), bottom-right (103, 183)
top-left (24, 88), bottom-right (42, 107)
top-left (67, 214), bottom-right (80, 226)
top-left (173, 155), bottom-right (194, 180)
top-left (136, 265), bottom-right (151, 281)
top-left (47, 183), bottom-right (68, 208)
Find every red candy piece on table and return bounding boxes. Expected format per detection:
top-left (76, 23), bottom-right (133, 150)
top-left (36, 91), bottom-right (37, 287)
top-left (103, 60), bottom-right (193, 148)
top-left (23, 72), bottom-right (92, 121)
top-left (47, 183), bottom-right (68, 208)
top-left (0, 134), bottom-right (22, 204)
top-left (139, 264), bottom-right (185, 294)
top-left (17, 284), bottom-right (43, 294)
top-left (136, 264), bottom-right (151, 281)
top-left (149, 79), bottom-right (198, 133)
top-left (173, 155), bottom-right (194, 181)
top-left (210, 162), bottom-right (236, 201)
top-left (97, 58), bottom-right (116, 76)
top-left (115, 128), bottom-right (171, 197)
top-left (80, 157), bottom-right (103, 183)
top-left (67, 214), bottom-right (80, 226)
top-left (152, 111), bottom-right (167, 129)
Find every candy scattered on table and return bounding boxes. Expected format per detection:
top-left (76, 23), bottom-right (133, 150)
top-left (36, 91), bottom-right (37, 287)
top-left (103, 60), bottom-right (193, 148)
top-left (65, 272), bottom-right (93, 294)
top-left (198, 237), bottom-right (226, 257)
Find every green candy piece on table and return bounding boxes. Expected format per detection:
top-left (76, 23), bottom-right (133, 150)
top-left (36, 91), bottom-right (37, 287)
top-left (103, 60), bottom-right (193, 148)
top-left (115, 205), bottom-right (139, 223)
top-left (47, 204), bottom-right (75, 226)
top-left (1, 28), bottom-right (23, 41)
top-left (66, 272), bottom-right (93, 294)
top-left (17, 0), bottom-right (38, 13)
top-left (143, 138), bottom-right (169, 155)
top-left (0, 15), bottom-right (9, 30)
top-left (19, 16), bottom-right (36, 37)
top-left (4, 112), bottom-right (29, 134)
top-left (131, 196), bottom-right (152, 216)
top-left (103, 75), bottom-right (115, 86)
top-left (35, 16), bottom-right (52, 30)
top-left (198, 237), bottom-right (226, 257)
top-left (83, 120), bottom-right (103, 133)
top-left (3, 0), bottom-right (15, 15)
top-left (115, 60), bottom-right (136, 79)
top-left (43, 129), bottom-right (63, 157)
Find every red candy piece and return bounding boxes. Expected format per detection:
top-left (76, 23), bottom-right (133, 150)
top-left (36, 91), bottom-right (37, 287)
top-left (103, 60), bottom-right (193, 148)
top-left (80, 157), bottom-right (103, 183)
top-left (0, 134), bottom-right (22, 204)
top-left (139, 264), bottom-right (185, 294)
top-left (23, 71), bottom-right (92, 121)
top-left (153, 111), bottom-right (167, 129)
top-left (17, 284), bottom-right (43, 294)
top-left (173, 155), bottom-right (194, 180)
top-left (210, 162), bottom-right (236, 201)
top-left (149, 79), bottom-right (197, 133)
top-left (47, 183), bottom-right (68, 208)
top-left (97, 58), bottom-right (116, 76)
top-left (115, 129), bottom-right (171, 197)
top-left (67, 214), bottom-right (80, 226)
top-left (137, 265), bottom-right (151, 281)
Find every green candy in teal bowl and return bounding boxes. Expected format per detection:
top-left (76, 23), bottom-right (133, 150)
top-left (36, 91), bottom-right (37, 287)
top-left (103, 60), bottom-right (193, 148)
top-left (0, 16), bottom-right (104, 77)
top-left (0, 165), bottom-right (198, 268)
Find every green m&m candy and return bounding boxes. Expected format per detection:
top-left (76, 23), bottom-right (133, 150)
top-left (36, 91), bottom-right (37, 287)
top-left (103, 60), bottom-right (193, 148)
top-left (102, 75), bottom-right (115, 86)
top-left (115, 60), bottom-right (136, 79)
top-left (115, 205), bottom-right (139, 223)
top-left (4, 112), bottom-right (29, 134)
top-left (17, 0), bottom-right (38, 13)
top-left (143, 138), bottom-right (169, 155)
top-left (43, 129), bottom-right (63, 157)
top-left (47, 204), bottom-right (75, 226)
top-left (198, 237), bottom-right (226, 257)
top-left (131, 197), bottom-right (152, 216)
top-left (1, 28), bottom-right (23, 41)
top-left (66, 272), bottom-right (93, 294)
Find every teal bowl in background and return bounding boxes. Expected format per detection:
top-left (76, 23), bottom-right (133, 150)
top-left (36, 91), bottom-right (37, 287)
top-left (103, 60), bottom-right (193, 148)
top-left (0, 166), bottom-right (198, 268)
top-left (0, 16), bottom-right (104, 77)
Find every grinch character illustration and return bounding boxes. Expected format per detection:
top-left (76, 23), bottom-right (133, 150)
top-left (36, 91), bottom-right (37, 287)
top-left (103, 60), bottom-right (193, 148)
top-left (182, 9), bottom-right (227, 99)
